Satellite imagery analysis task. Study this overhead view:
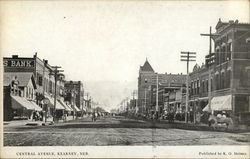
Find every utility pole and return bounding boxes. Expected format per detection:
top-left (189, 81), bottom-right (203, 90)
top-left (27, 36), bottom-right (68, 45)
top-left (50, 66), bottom-right (64, 122)
top-left (201, 26), bottom-right (219, 114)
top-left (42, 59), bottom-right (46, 122)
top-left (156, 72), bottom-right (159, 119)
top-left (181, 51), bottom-right (196, 123)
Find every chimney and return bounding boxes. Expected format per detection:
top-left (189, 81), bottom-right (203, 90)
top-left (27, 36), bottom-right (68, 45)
top-left (12, 55), bottom-right (18, 58)
top-left (33, 52), bottom-right (37, 58)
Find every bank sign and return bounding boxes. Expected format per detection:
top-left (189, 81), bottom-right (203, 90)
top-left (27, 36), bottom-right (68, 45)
top-left (3, 59), bottom-right (35, 68)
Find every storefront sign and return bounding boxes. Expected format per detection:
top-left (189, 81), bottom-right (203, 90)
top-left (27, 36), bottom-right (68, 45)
top-left (3, 59), bottom-right (35, 68)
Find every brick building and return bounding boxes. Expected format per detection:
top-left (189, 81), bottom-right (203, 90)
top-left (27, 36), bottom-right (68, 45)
top-left (64, 81), bottom-right (85, 113)
top-left (3, 53), bottom-right (68, 121)
top-left (190, 19), bottom-right (250, 123)
top-left (137, 59), bottom-right (186, 116)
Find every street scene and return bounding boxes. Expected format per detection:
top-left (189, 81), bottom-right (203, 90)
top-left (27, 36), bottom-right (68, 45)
top-left (1, 0), bottom-right (250, 149)
top-left (4, 116), bottom-right (250, 146)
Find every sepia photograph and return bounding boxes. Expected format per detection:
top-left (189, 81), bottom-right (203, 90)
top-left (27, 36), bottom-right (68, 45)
top-left (1, 0), bottom-right (250, 158)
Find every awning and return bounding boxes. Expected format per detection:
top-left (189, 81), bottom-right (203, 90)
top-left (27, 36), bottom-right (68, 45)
top-left (11, 95), bottom-right (42, 111)
top-left (44, 94), bottom-right (65, 110)
top-left (72, 105), bottom-right (81, 112)
top-left (203, 95), bottom-right (232, 111)
top-left (29, 101), bottom-right (42, 111)
top-left (198, 97), bottom-right (208, 101)
top-left (81, 107), bottom-right (87, 112)
top-left (55, 100), bottom-right (65, 110)
top-left (58, 100), bottom-right (73, 111)
top-left (11, 95), bottom-right (34, 110)
top-left (169, 102), bottom-right (176, 104)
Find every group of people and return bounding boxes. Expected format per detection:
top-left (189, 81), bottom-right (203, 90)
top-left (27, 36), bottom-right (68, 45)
top-left (32, 111), bottom-right (43, 121)
top-left (91, 112), bottom-right (103, 122)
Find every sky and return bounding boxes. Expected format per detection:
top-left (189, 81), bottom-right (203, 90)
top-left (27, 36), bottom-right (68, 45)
top-left (1, 0), bottom-right (249, 111)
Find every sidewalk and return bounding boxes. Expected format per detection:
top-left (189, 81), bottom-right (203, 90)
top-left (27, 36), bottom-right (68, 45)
top-left (3, 115), bottom-right (88, 127)
top-left (131, 116), bottom-right (250, 133)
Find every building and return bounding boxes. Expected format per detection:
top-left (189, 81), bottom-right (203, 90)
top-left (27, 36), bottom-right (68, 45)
top-left (3, 73), bottom-right (42, 120)
top-left (190, 19), bottom-right (250, 124)
top-left (3, 53), bottom-right (69, 121)
top-left (137, 59), bottom-right (186, 116)
top-left (64, 81), bottom-right (85, 115)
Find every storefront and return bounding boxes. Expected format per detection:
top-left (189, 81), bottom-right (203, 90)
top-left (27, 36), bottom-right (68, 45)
top-left (3, 72), bottom-right (42, 121)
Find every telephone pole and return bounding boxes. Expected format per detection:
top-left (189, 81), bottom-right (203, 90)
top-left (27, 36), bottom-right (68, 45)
top-left (181, 51), bottom-right (196, 123)
top-left (201, 26), bottom-right (220, 113)
top-left (50, 66), bottom-right (64, 122)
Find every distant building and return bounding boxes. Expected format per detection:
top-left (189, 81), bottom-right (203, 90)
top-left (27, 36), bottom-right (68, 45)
top-left (137, 59), bottom-right (186, 116)
top-left (64, 81), bottom-right (85, 113)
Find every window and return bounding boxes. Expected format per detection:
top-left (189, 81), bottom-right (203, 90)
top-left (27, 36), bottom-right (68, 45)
top-left (197, 80), bottom-right (200, 94)
top-left (49, 81), bottom-right (53, 93)
top-left (227, 43), bottom-right (232, 60)
top-left (38, 76), bottom-right (43, 86)
top-left (194, 81), bottom-right (197, 94)
top-left (215, 48), bottom-right (220, 65)
top-left (26, 87), bottom-right (28, 98)
top-left (221, 72), bottom-right (225, 89)
top-left (222, 46), bottom-right (226, 63)
top-left (202, 80), bottom-right (205, 93)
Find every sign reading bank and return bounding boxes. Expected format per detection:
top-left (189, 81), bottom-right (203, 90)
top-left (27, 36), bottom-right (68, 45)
top-left (3, 58), bottom-right (35, 72)
top-left (3, 59), bottom-right (35, 67)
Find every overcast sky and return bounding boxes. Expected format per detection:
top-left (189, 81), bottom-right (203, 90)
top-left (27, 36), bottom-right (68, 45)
top-left (1, 1), bottom-right (249, 110)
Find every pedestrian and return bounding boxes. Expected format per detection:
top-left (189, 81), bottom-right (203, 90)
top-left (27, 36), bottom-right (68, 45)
top-left (32, 111), bottom-right (36, 121)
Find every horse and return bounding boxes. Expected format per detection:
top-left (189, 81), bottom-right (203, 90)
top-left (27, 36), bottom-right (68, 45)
top-left (208, 114), bottom-right (233, 130)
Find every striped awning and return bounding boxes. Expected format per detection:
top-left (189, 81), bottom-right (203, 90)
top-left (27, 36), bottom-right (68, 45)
top-left (58, 100), bottom-right (73, 111)
top-left (203, 95), bottom-right (232, 111)
top-left (44, 94), bottom-right (65, 110)
top-left (72, 105), bottom-right (81, 112)
top-left (11, 95), bottom-right (42, 111)
top-left (29, 101), bottom-right (42, 111)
